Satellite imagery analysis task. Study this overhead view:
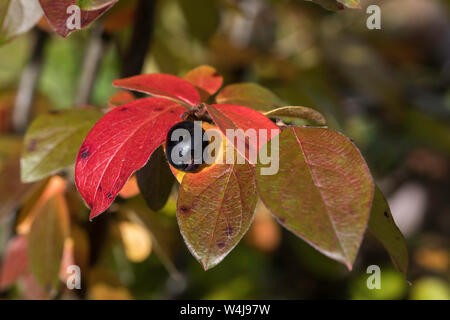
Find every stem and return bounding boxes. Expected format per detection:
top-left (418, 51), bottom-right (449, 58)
top-left (120, 0), bottom-right (157, 77)
top-left (75, 24), bottom-right (111, 106)
top-left (12, 29), bottom-right (47, 133)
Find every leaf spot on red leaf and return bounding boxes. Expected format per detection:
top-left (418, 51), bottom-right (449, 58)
top-left (80, 148), bottom-right (90, 159)
top-left (98, 185), bottom-right (102, 192)
top-left (107, 193), bottom-right (113, 199)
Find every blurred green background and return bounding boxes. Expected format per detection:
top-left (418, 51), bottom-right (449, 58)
top-left (0, 0), bottom-right (449, 300)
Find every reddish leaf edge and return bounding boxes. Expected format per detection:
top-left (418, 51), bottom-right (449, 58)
top-left (40, 0), bottom-right (119, 38)
top-left (113, 74), bottom-right (201, 108)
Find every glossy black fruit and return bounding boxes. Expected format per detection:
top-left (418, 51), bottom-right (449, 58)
top-left (165, 121), bottom-right (209, 173)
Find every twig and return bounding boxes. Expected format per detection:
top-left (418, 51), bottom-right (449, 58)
top-left (75, 24), bottom-right (111, 106)
top-left (12, 29), bottom-right (47, 133)
top-left (120, 0), bottom-right (157, 77)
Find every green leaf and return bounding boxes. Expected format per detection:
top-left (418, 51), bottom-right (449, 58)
top-left (77, 0), bottom-right (117, 10)
top-left (177, 160), bottom-right (257, 270)
top-left (136, 146), bottom-right (175, 212)
top-left (0, 0), bottom-right (43, 45)
top-left (27, 194), bottom-right (69, 291)
top-left (21, 108), bottom-right (102, 183)
top-left (256, 126), bottom-right (374, 269)
top-left (178, 0), bottom-right (220, 42)
top-left (0, 136), bottom-right (35, 223)
top-left (216, 83), bottom-right (284, 111)
top-left (264, 106), bottom-right (327, 126)
top-left (368, 186), bottom-right (409, 274)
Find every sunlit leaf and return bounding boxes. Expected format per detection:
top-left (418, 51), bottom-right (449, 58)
top-left (21, 108), bottom-right (102, 183)
top-left (256, 127), bottom-right (374, 269)
top-left (16, 176), bottom-right (65, 235)
top-left (246, 202), bottom-right (281, 252)
top-left (185, 65), bottom-right (223, 102)
top-left (113, 74), bottom-right (200, 107)
top-left (177, 152), bottom-right (257, 270)
top-left (206, 104), bottom-right (280, 164)
top-left (122, 197), bottom-right (182, 279)
top-left (118, 175), bottom-right (140, 199)
top-left (39, 0), bottom-right (118, 38)
top-left (216, 83), bottom-right (284, 111)
top-left (264, 106), bottom-right (327, 126)
top-left (136, 146), bottom-right (175, 212)
top-left (118, 221), bottom-right (152, 263)
top-left (59, 237), bottom-right (75, 282)
top-left (75, 98), bottom-right (185, 220)
top-left (27, 193), bottom-right (69, 291)
top-left (0, 0), bottom-right (43, 45)
top-left (368, 186), bottom-right (408, 274)
top-left (336, 0), bottom-right (360, 9)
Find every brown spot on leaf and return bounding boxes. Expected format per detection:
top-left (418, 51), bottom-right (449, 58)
top-left (217, 242), bottom-right (225, 249)
top-left (80, 148), bottom-right (90, 159)
top-left (179, 206), bottom-right (190, 214)
top-left (107, 193), bottom-right (113, 199)
top-left (278, 217), bottom-right (286, 223)
top-left (27, 139), bottom-right (38, 152)
top-left (154, 107), bottom-right (163, 111)
top-left (120, 107), bottom-right (128, 112)
top-left (98, 185), bottom-right (102, 192)
top-left (384, 211), bottom-right (389, 218)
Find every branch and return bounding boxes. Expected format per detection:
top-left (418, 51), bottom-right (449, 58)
top-left (75, 24), bottom-right (111, 106)
top-left (12, 29), bottom-right (47, 133)
top-left (121, 0), bottom-right (157, 77)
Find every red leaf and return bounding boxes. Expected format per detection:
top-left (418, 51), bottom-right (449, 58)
top-left (39, 0), bottom-right (118, 38)
top-left (75, 98), bottom-right (185, 219)
top-left (184, 65), bottom-right (223, 101)
top-left (113, 74), bottom-right (201, 107)
top-left (205, 104), bottom-right (280, 164)
top-left (0, 235), bottom-right (28, 289)
top-left (108, 90), bottom-right (135, 109)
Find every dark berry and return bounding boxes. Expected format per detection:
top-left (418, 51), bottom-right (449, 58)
top-left (165, 121), bottom-right (209, 173)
